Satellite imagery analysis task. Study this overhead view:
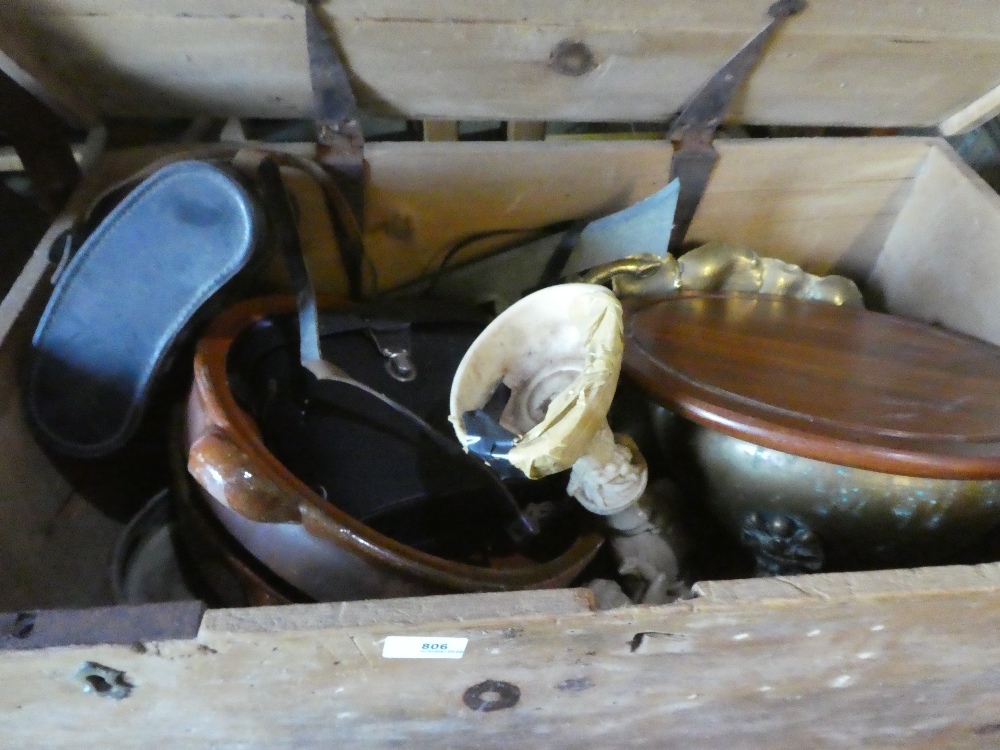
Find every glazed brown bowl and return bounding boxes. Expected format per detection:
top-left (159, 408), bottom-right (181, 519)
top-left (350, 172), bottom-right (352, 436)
top-left (183, 295), bottom-right (604, 602)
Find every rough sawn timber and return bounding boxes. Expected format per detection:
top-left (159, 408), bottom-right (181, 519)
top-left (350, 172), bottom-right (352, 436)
top-left (2, 567), bottom-right (1000, 748)
top-left (4, 0), bottom-right (1000, 132)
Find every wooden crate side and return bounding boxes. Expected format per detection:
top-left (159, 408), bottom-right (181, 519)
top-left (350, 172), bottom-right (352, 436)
top-left (1, 136), bottom-right (983, 749)
top-left (0, 298), bottom-right (124, 610)
top-left (870, 141), bottom-right (1000, 347)
top-left (362, 137), bottom-right (930, 291)
top-left (2, 566), bottom-right (1000, 748)
top-left (0, 135), bottom-right (932, 609)
top-left (0, 137), bottom-right (931, 319)
top-left (4, 1), bottom-right (1000, 130)
top-left (688, 137), bottom-right (929, 281)
top-left (362, 140), bottom-right (673, 291)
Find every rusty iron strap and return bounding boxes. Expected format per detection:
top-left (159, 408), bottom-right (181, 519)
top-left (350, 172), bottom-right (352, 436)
top-left (667, 0), bottom-right (807, 254)
top-left (305, 2), bottom-right (367, 299)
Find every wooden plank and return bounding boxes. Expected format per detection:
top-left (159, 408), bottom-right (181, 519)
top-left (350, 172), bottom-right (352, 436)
top-left (2, 566), bottom-right (1000, 747)
top-left (361, 138), bottom-right (928, 292)
top-left (218, 118), bottom-right (247, 143)
top-left (13, 0), bottom-right (1000, 35)
top-left (422, 120), bottom-right (459, 142)
top-left (5, 1), bottom-right (1000, 128)
top-left (694, 563), bottom-right (1000, 605)
top-left (940, 80), bottom-right (1000, 137)
top-left (689, 154), bottom-right (919, 278)
top-left (0, 137), bottom-right (929, 306)
top-left (871, 140), bottom-right (1000, 346)
top-left (506, 121), bottom-right (547, 142)
top-left (683, 138), bottom-right (926, 279)
top-left (701, 137), bottom-right (929, 191)
top-left (202, 589), bottom-right (595, 634)
top-left (362, 140), bottom-right (674, 291)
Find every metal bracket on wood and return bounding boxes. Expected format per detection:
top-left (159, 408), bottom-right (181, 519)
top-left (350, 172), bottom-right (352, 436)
top-left (667, 0), bottom-right (807, 253)
top-left (305, 1), bottom-right (367, 299)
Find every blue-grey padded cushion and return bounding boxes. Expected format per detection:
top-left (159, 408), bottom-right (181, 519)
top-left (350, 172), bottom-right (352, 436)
top-left (28, 160), bottom-right (262, 457)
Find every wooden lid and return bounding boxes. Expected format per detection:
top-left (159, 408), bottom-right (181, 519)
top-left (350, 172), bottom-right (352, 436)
top-left (8, 1), bottom-right (1000, 133)
top-left (623, 293), bottom-right (1000, 479)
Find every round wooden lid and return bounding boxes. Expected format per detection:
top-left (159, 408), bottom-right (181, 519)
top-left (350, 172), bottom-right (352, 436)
top-left (623, 293), bottom-right (1000, 479)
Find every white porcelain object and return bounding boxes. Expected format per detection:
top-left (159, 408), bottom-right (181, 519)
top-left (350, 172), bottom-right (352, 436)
top-left (450, 283), bottom-right (681, 601)
top-left (450, 283), bottom-right (626, 483)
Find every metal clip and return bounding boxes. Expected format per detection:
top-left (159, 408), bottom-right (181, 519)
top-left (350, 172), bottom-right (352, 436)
top-left (366, 325), bottom-right (417, 382)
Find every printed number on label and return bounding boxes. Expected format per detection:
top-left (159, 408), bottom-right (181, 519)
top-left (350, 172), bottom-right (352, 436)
top-left (382, 636), bottom-right (468, 659)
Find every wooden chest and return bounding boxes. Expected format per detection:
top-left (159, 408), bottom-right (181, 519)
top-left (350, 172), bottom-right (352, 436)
top-left (3, 2), bottom-right (1000, 747)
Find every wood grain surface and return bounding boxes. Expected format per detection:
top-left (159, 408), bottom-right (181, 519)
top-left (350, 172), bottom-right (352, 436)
top-left (4, 567), bottom-right (1000, 748)
top-left (4, 1), bottom-right (1000, 131)
top-left (624, 293), bottom-right (1000, 478)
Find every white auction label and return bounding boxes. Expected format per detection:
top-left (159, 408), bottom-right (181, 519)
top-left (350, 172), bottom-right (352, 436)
top-left (381, 636), bottom-right (468, 659)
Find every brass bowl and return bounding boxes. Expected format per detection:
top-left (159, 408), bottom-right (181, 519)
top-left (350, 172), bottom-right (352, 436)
top-left (622, 289), bottom-right (1000, 573)
top-left (183, 295), bottom-right (604, 602)
top-left (654, 407), bottom-right (1000, 571)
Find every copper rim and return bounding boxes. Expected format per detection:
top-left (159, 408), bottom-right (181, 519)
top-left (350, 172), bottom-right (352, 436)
top-left (189, 295), bottom-right (604, 592)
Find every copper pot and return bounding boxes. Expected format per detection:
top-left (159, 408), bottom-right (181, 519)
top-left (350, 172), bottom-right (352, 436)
top-left (183, 296), bottom-right (604, 601)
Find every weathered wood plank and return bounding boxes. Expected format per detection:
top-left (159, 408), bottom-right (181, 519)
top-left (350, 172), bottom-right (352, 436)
top-left (694, 562), bottom-right (1000, 604)
top-left (872, 141), bottom-right (1000, 348)
top-left (13, 0), bottom-right (1000, 36)
top-left (203, 589), bottom-right (596, 634)
top-left (940, 79), bottom-right (1000, 137)
top-left (4, 1), bottom-right (1000, 129)
top-left (506, 121), bottom-right (546, 142)
top-left (422, 120), bottom-right (459, 142)
top-left (0, 137), bottom-right (929, 314)
top-left (2, 566), bottom-right (1000, 748)
top-left (362, 137), bottom-right (929, 291)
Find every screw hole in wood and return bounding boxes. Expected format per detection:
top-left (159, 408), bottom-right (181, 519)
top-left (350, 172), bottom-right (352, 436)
top-left (463, 679), bottom-right (520, 712)
top-left (550, 41), bottom-right (597, 77)
top-left (2, 612), bottom-right (36, 640)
